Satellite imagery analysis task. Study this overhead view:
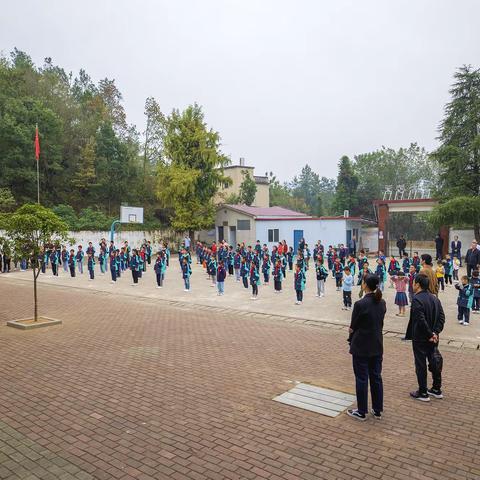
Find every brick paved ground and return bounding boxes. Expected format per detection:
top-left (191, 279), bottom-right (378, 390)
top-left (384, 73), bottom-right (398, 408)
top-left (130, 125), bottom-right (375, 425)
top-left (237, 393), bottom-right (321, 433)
top-left (0, 280), bottom-right (479, 480)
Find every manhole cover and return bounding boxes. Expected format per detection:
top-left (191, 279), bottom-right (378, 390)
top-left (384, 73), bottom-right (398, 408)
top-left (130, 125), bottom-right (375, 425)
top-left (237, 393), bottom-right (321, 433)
top-left (273, 383), bottom-right (355, 417)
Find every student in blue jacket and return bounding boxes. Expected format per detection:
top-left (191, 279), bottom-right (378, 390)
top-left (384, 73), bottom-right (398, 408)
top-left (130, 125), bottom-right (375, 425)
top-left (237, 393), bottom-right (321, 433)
top-left (182, 257), bottom-right (192, 291)
top-left (87, 253), bottom-right (95, 280)
top-left (240, 258), bottom-right (249, 289)
top-left (217, 260), bottom-right (226, 295)
top-left (455, 275), bottom-right (473, 325)
top-left (109, 252), bottom-right (118, 283)
top-left (76, 246), bottom-right (84, 274)
top-left (342, 267), bottom-right (354, 310)
top-left (294, 263), bottom-right (306, 304)
top-left (68, 249), bottom-right (76, 278)
top-left (262, 255), bottom-right (271, 285)
top-left (154, 252), bottom-right (166, 288)
top-left (249, 263), bottom-right (260, 300)
top-left (130, 249), bottom-right (140, 285)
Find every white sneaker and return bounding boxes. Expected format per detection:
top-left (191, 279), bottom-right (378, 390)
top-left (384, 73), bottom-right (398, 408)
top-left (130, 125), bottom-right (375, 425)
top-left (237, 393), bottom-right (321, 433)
top-left (184, 289), bottom-right (189, 292)
top-left (110, 281), bottom-right (115, 284)
top-left (156, 286), bottom-right (161, 289)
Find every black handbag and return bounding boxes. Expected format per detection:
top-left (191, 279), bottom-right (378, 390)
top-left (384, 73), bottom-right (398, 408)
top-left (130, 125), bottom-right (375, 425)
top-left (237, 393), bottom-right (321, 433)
top-left (429, 345), bottom-right (443, 374)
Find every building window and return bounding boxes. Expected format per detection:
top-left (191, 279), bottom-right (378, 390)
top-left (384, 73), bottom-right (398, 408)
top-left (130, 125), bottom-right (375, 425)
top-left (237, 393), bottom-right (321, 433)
top-left (237, 219), bottom-right (251, 230)
top-left (268, 229), bottom-right (279, 242)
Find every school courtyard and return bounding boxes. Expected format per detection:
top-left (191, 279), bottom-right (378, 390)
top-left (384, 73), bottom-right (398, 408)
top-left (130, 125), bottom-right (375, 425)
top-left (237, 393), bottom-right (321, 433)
top-left (0, 264), bottom-right (479, 480)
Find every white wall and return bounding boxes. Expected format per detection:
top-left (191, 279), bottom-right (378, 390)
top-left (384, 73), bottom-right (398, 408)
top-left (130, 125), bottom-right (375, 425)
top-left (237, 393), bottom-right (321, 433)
top-left (255, 220), bottom-right (320, 250)
top-left (360, 227), bottom-right (379, 252)
top-left (316, 219), bottom-right (347, 247)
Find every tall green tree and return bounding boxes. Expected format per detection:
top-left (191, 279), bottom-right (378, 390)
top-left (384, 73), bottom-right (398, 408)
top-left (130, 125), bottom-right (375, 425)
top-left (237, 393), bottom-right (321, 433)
top-left (431, 65), bottom-right (480, 239)
top-left (333, 156), bottom-right (359, 215)
top-left (156, 104), bottom-right (231, 237)
top-left (238, 169), bottom-right (257, 206)
top-left (354, 144), bottom-right (438, 217)
top-left (266, 172), bottom-right (309, 213)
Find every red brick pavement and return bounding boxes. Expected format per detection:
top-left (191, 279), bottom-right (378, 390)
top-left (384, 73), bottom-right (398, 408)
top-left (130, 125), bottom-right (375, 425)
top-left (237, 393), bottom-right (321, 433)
top-left (0, 281), bottom-right (479, 480)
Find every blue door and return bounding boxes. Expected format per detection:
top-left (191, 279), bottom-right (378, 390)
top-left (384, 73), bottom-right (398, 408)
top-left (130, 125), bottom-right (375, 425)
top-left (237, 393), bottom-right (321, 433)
top-left (346, 229), bottom-right (352, 247)
top-left (293, 230), bottom-right (303, 253)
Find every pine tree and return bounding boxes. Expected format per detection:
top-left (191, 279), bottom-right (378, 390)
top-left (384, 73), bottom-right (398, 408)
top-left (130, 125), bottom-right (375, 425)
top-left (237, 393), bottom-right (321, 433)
top-left (431, 65), bottom-right (480, 239)
top-left (333, 156), bottom-right (359, 215)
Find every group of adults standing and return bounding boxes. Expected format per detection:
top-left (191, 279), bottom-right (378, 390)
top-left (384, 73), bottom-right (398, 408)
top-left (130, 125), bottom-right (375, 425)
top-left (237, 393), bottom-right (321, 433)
top-left (347, 252), bottom-right (446, 421)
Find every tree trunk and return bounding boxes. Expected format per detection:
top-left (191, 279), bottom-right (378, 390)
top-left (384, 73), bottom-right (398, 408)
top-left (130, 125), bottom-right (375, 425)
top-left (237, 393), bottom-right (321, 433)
top-left (474, 223), bottom-right (480, 243)
top-left (33, 266), bottom-right (38, 322)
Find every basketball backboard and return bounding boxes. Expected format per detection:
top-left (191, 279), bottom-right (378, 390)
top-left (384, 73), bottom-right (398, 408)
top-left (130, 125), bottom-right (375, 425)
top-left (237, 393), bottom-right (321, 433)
top-left (120, 206), bottom-right (144, 224)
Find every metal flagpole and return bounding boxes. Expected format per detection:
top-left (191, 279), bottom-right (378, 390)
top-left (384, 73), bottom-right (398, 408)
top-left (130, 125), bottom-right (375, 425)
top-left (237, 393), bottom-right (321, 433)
top-left (36, 154), bottom-right (40, 204)
top-left (35, 124), bottom-right (40, 204)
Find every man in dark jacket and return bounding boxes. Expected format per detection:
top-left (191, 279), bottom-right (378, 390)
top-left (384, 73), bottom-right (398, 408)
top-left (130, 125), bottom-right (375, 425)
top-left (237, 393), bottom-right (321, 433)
top-left (396, 235), bottom-right (407, 257)
top-left (451, 236), bottom-right (462, 265)
top-left (465, 240), bottom-right (480, 278)
top-left (405, 274), bottom-right (445, 401)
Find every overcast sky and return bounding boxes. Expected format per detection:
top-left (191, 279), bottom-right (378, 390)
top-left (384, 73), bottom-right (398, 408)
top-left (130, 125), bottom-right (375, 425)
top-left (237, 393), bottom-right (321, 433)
top-left (1, 0), bottom-right (479, 181)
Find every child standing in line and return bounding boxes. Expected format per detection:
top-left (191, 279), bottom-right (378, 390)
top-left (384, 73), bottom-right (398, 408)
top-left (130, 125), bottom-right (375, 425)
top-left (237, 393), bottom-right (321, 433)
top-left (315, 258), bottom-right (328, 297)
top-left (249, 263), bottom-right (260, 300)
top-left (217, 260), bottom-right (226, 296)
top-left (208, 255), bottom-right (217, 287)
top-left (115, 250), bottom-right (121, 279)
top-left (233, 250), bottom-right (241, 282)
top-left (227, 246), bottom-right (234, 276)
top-left (76, 246), bottom-right (84, 274)
top-left (98, 250), bottom-right (105, 275)
top-left (287, 247), bottom-right (294, 271)
top-left (375, 259), bottom-right (387, 291)
top-left (68, 249), bottom-right (76, 278)
top-left (342, 267), bottom-right (353, 310)
top-left (407, 264), bottom-right (417, 304)
top-left (129, 249), bottom-right (140, 285)
top-left (294, 263), bottom-right (306, 305)
top-left (182, 257), bottom-right (191, 291)
top-left (333, 257), bottom-right (343, 291)
top-left (240, 257), bottom-right (249, 289)
top-left (435, 260), bottom-right (445, 292)
top-left (453, 257), bottom-right (460, 281)
top-left (470, 270), bottom-right (480, 314)
top-left (109, 251), bottom-right (118, 284)
top-left (262, 255), bottom-right (271, 285)
top-left (61, 246), bottom-right (69, 273)
top-left (402, 253), bottom-right (411, 274)
top-left (87, 252), bottom-right (95, 280)
top-left (444, 255), bottom-right (453, 286)
top-left (391, 271), bottom-right (409, 317)
top-left (154, 252), bottom-right (165, 288)
top-left (50, 249), bottom-right (59, 277)
top-left (273, 259), bottom-right (283, 293)
top-left (455, 275), bottom-right (473, 325)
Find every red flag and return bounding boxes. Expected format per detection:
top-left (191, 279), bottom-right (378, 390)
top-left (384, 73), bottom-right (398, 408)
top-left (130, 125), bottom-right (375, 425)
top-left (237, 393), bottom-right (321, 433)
top-left (34, 125), bottom-right (40, 161)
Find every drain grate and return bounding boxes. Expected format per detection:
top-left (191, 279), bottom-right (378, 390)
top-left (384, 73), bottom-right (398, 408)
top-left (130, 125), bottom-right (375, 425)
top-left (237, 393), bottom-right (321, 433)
top-left (273, 383), bottom-right (355, 417)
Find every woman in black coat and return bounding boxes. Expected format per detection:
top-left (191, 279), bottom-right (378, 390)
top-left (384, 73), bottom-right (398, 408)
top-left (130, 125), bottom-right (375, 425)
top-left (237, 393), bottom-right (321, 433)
top-left (347, 274), bottom-right (386, 421)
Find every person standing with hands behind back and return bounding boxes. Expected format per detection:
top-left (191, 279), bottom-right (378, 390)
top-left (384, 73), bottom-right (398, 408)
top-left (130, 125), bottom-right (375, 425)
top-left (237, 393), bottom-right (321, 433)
top-left (347, 274), bottom-right (386, 421)
top-left (405, 274), bottom-right (445, 401)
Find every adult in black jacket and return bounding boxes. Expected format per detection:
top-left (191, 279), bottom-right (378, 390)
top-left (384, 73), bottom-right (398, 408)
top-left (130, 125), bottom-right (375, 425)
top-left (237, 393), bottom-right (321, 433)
top-left (396, 235), bottom-right (407, 257)
top-left (347, 274), bottom-right (386, 421)
top-left (450, 236), bottom-right (462, 265)
top-left (465, 240), bottom-right (480, 278)
top-left (405, 274), bottom-right (445, 401)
